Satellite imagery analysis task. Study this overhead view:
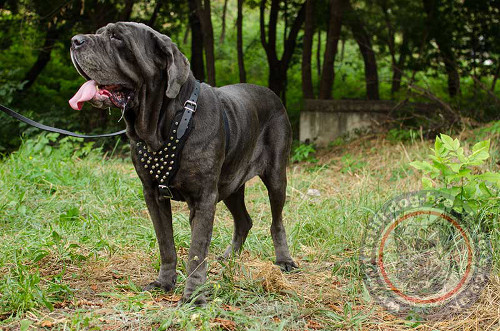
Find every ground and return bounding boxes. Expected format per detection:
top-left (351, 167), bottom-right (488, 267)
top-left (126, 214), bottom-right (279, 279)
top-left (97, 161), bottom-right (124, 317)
top-left (0, 125), bottom-right (498, 330)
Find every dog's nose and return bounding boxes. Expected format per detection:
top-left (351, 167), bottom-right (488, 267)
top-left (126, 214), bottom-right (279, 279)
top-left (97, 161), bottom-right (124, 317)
top-left (71, 35), bottom-right (87, 48)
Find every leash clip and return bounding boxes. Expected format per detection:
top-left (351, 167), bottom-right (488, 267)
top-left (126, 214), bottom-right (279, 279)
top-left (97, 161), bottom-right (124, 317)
top-left (184, 100), bottom-right (197, 112)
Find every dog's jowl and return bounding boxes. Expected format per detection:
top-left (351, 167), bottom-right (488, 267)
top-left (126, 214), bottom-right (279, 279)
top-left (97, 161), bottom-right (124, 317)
top-left (69, 22), bottom-right (297, 304)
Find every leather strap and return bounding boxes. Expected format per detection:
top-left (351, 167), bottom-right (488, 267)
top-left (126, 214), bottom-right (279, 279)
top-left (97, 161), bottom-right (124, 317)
top-left (0, 104), bottom-right (126, 138)
top-left (135, 80), bottom-right (201, 200)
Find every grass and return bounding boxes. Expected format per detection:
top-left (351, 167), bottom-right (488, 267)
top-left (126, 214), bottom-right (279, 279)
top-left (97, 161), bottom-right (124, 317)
top-left (0, 125), bottom-right (498, 330)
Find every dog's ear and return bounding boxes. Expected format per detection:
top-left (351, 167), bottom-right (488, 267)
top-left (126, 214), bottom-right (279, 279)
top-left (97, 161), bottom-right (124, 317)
top-left (154, 33), bottom-right (190, 99)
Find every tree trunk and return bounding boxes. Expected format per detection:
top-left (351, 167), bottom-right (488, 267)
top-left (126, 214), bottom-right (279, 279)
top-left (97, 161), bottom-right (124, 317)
top-left (316, 30), bottom-right (321, 81)
top-left (439, 45), bottom-right (460, 97)
top-left (148, 0), bottom-right (162, 28)
top-left (219, 0), bottom-right (228, 43)
top-left (301, 0), bottom-right (315, 99)
top-left (195, 0), bottom-right (216, 86)
top-left (237, 0), bottom-right (246, 83)
top-left (189, 0), bottom-right (205, 81)
top-left (319, 0), bottom-right (343, 99)
top-left (344, 0), bottom-right (379, 100)
top-left (260, 0), bottom-right (305, 98)
top-left (120, 0), bottom-right (135, 21)
top-left (391, 35), bottom-right (408, 94)
top-left (22, 26), bottom-right (60, 90)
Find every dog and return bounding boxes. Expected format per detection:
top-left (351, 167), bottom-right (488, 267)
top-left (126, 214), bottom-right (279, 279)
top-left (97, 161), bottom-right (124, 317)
top-left (69, 22), bottom-right (297, 304)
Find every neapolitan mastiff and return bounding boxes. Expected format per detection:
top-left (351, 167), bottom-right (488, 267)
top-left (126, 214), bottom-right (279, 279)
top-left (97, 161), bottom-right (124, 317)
top-left (69, 22), bottom-right (297, 304)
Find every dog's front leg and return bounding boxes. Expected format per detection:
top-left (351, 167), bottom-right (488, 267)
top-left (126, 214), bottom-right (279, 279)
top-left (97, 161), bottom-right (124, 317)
top-left (181, 195), bottom-right (217, 305)
top-left (142, 190), bottom-right (177, 292)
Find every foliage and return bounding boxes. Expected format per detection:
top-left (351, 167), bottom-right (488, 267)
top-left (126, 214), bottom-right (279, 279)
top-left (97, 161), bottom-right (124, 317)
top-left (291, 142), bottom-right (317, 163)
top-left (410, 134), bottom-right (499, 217)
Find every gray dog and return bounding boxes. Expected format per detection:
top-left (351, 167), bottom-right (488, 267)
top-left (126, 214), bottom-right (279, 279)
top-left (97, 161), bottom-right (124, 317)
top-left (69, 22), bottom-right (297, 304)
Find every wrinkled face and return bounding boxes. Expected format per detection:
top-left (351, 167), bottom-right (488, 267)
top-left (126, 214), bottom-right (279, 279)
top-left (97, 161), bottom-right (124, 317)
top-left (69, 22), bottom-right (189, 111)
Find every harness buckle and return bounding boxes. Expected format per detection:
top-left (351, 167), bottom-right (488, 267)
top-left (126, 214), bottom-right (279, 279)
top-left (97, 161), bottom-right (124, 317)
top-left (158, 185), bottom-right (173, 199)
top-left (184, 100), bottom-right (197, 112)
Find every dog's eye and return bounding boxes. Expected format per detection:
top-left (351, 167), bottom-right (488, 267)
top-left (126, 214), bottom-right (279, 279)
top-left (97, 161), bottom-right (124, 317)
top-left (110, 33), bottom-right (121, 41)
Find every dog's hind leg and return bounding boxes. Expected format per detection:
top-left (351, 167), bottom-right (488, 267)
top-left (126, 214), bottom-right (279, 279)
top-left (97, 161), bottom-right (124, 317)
top-left (222, 184), bottom-right (253, 258)
top-left (260, 126), bottom-right (298, 272)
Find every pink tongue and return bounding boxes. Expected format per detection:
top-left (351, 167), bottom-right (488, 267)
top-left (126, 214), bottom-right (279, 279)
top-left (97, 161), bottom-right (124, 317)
top-left (69, 80), bottom-right (98, 110)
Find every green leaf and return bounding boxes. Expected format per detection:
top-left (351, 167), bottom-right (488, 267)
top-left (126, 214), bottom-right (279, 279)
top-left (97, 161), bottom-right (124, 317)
top-left (449, 163), bottom-right (461, 173)
top-left (20, 320), bottom-right (32, 331)
top-left (475, 172), bottom-right (500, 186)
top-left (422, 176), bottom-right (433, 188)
top-left (440, 134), bottom-right (458, 151)
top-left (409, 161), bottom-right (435, 173)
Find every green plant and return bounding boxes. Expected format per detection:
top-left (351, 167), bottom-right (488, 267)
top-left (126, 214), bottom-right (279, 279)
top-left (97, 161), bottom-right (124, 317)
top-left (410, 134), bottom-right (499, 213)
top-left (291, 143), bottom-right (318, 163)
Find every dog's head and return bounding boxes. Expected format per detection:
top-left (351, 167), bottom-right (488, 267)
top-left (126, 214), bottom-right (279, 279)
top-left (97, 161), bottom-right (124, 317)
top-left (69, 22), bottom-right (190, 111)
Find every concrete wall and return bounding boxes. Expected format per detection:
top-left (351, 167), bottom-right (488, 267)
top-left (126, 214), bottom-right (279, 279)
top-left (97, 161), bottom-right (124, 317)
top-left (300, 100), bottom-right (391, 146)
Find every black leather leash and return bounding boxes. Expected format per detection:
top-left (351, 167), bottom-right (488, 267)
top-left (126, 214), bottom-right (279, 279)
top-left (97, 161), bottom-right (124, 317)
top-left (0, 104), bottom-right (126, 138)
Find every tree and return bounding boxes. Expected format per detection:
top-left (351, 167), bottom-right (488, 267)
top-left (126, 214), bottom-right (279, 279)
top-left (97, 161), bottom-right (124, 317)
top-left (318, 0), bottom-right (343, 99)
top-left (194, 0), bottom-right (216, 86)
top-left (343, 0), bottom-right (379, 100)
top-left (237, 0), bottom-right (247, 83)
top-left (189, 0), bottom-right (205, 81)
top-left (301, 0), bottom-right (315, 99)
top-left (260, 0), bottom-right (305, 99)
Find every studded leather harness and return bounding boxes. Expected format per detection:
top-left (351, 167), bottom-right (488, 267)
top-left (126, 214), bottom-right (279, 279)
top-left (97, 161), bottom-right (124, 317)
top-left (135, 80), bottom-right (229, 200)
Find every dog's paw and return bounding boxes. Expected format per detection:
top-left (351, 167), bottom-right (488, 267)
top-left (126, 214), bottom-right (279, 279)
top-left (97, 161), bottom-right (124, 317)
top-left (179, 293), bottom-right (207, 307)
top-left (275, 260), bottom-right (299, 272)
top-left (143, 280), bottom-right (175, 292)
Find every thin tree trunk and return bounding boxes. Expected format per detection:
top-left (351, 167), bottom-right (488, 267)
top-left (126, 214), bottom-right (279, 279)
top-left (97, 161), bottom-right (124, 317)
top-left (319, 0), bottom-right (343, 99)
top-left (189, 0), bottom-right (205, 81)
top-left (148, 0), bottom-right (162, 28)
top-left (236, 0), bottom-right (246, 83)
top-left (344, 0), bottom-right (379, 100)
top-left (260, 0), bottom-right (305, 98)
top-left (120, 0), bottom-right (135, 20)
top-left (391, 35), bottom-right (408, 94)
top-left (491, 62), bottom-right (499, 92)
top-left (316, 30), bottom-right (321, 81)
top-left (22, 26), bottom-right (60, 90)
top-left (219, 0), bottom-right (228, 43)
top-left (301, 0), bottom-right (315, 99)
top-left (195, 0), bottom-right (216, 86)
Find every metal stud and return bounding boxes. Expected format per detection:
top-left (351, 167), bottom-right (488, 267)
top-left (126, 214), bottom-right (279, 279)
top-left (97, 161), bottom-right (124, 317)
top-left (159, 151), bottom-right (162, 155)
top-left (164, 147), bottom-right (168, 151)
top-left (170, 161), bottom-right (174, 165)
top-left (168, 167), bottom-right (172, 171)
top-left (147, 160), bottom-right (150, 164)
top-left (157, 170), bottom-right (161, 174)
top-left (166, 172), bottom-right (170, 175)
top-left (155, 175), bottom-right (159, 179)
top-left (154, 158), bottom-right (158, 162)
top-left (160, 158), bottom-right (164, 162)
top-left (148, 156), bottom-right (152, 160)
top-left (167, 143), bottom-right (171, 147)
top-left (152, 165), bottom-right (155, 169)
top-left (160, 179), bottom-right (164, 183)
top-left (153, 151), bottom-right (156, 155)
top-left (145, 165), bottom-right (148, 169)
top-left (138, 150), bottom-right (142, 154)
top-left (175, 139), bottom-right (179, 143)
top-left (171, 154), bottom-right (175, 158)
top-left (162, 175), bottom-right (166, 179)
top-left (149, 170), bottom-right (153, 174)
top-left (155, 163), bottom-right (159, 167)
top-left (141, 158), bottom-right (145, 162)
top-left (170, 136), bottom-right (174, 141)
top-left (173, 130), bottom-right (176, 134)
top-left (160, 166), bottom-right (164, 170)
top-left (172, 146), bottom-right (176, 150)
top-left (175, 121), bottom-right (179, 125)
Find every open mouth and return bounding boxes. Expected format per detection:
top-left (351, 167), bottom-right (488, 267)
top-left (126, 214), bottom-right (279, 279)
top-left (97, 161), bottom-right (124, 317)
top-left (69, 52), bottom-right (133, 110)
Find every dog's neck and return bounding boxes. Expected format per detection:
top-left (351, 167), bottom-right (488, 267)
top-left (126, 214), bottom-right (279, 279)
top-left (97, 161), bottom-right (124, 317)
top-left (124, 72), bottom-right (197, 150)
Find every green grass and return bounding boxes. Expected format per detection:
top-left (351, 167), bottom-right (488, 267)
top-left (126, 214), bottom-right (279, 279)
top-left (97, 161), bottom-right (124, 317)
top-left (0, 127), bottom-right (498, 330)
